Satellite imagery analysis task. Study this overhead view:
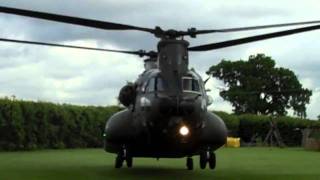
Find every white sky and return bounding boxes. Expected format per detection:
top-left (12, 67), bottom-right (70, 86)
top-left (0, 0), bottom-right (319, 119)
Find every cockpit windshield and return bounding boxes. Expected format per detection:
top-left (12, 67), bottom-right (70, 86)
top-left (144, 76), bottom-right (168, 92)
top-left (182, 77), bottom-right (200, 92)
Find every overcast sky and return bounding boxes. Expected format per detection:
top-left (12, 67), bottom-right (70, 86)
top-left (0, 0), bottom-right (319, 119)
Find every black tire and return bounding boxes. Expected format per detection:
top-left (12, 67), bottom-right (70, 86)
top-left (208, 152), bottom-right (216, 170)
top-left (126, 156), bottom-right (133, 168)
top-left (115, 156), bottom-right (123, 168)
top-left (186, 157), bottom-right (193, 170)
top-left (199, 153), bottom-right (207, 169)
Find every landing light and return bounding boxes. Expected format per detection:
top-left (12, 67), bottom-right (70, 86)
top-left (179, 126), bottom-right (189, 136)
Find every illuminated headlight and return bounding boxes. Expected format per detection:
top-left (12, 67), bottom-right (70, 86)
top-left (179, 126), bottom-right (189, 136)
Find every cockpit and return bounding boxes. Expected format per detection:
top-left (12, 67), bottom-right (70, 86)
top-left (142, 74), bottom-right (202, 94)
top-left (143, 76), bottom-right (168, 93)
top-left (182, 76), bottom-right (200, 93)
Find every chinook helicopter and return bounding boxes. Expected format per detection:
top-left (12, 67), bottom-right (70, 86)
top-left (0, 6), bottom-right (320, 170)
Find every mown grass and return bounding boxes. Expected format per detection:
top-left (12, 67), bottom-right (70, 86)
top-left (0, 147), bottom-right (319, 180)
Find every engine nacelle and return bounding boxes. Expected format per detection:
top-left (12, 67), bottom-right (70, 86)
top-left (118, 83), bottom-right (136, 107)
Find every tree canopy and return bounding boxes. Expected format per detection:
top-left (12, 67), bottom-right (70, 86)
top-left (207, 54), bottom-right (312, 118)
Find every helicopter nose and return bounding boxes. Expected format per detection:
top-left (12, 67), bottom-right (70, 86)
top-left (158, 97), bottom-right (175, 114)
top-left (179, 100), bottom-right (194, 115)
top-left (157, 96), bottom-right (195, 115)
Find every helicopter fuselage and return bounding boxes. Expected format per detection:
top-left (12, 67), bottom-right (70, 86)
top-left (104, 107), bottom-right (227, 158)
top-left (104, 38), bottom-right (227, 159)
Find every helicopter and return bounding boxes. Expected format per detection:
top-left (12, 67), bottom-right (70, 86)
top-left (0, 6), bottom-right (320, 170)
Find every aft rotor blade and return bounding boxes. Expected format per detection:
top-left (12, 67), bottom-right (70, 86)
top-left (189, 24), bottom-right (320, 51)
top-left (0, 6), bottom-right (154, 33)
top-left (195, 20), bottom-right (320, 34)
top-left (0, 38), bottom-right (149, 56)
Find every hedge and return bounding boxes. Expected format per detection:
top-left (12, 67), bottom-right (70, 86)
top-left (213, 111), bottom-right (320, 146)
top-left (0, 98), bottom-right (121, 151)
top-left (1, 98), bottom-right (319, 151)
top-left (214, 111), bottom-right (239, 136)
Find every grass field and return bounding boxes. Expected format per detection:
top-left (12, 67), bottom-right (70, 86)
top-left (0, 148), bottom-right (319, 180)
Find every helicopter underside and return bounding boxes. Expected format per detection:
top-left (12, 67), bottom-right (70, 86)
top-left (104, 138), bottom-right (223, 158)
top-left (104, 110), bottom-right (227, 158)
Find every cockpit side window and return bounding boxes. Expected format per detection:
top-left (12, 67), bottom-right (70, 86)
top-left (182, 77), bottom-right (200, 92)
top-left (156, 76), bottom-right (167, 91)
top-left (145, 77), bottom-right (156, 92)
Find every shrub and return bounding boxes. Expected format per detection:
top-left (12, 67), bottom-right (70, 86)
top-left (214, 111), bottom-right (239, 136)
top-left (0, 98), bottom-right (121, 151)
top-left (214, 111), bottom-right (320, 146)
top-left (1, 97), bottom-right (319, 151)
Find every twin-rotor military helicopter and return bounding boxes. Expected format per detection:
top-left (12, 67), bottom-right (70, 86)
top-left (0, 6), bottom-right (320, 170)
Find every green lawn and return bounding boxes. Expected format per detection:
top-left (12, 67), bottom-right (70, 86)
top-left (0, 148), bottom-right (319, 180)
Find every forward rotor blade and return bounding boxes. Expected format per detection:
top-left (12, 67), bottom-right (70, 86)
top-left (189, 24), bottom-right (320, 51)
top-left (195, 20), bottom-right (320, 34)
top-left (0, 38), bottom-right (149, 56)
top-left (0, 6), bottom-right (154, 33)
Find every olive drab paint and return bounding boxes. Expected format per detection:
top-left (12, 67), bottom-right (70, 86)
top-left (105, 38), bottom-right (227, 169)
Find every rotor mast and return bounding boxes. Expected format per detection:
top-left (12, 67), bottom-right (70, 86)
top-left (156, 37), bottom-right (189, 93)
top-left (157, 38), bottom-right (189, 75)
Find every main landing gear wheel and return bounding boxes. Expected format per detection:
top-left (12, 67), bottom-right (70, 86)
top-left (115, 155), bottom-right (123, 168)
top-left (199, 151), bottom-right (216, 170)
top-left (199, 152), bottom-right (207, 169)
top-left (208, 152), bottom-right (216, 169)
top-left (186, 157), bottom-right (193, 170)
top-left (115, 146), bottom-right (133, 168)
top-left (126, 156), bottom-right (133, 168)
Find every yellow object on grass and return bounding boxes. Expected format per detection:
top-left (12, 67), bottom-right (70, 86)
top-left (227, 137), bottom-right (241, 148)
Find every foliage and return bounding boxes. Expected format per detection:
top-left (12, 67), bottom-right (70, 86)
top-left (207, 54), bottom-right (312, 118)
top-left (213, 111), bottom-right (320, 146)
top-left (214, 111), bottom-right (239, 136)
top-left (0, 98), bottom-right (121, 151)
top-left (1, 97), bottom-right (319, 151)
top-left (309, 129), bottom-right (320, 139)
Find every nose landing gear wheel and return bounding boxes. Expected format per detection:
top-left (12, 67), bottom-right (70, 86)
top-left (186, 157), bottom-right (193, 170)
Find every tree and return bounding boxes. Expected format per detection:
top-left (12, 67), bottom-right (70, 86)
top-left (318, 115), bottom-right (320, 121)
top-left (207, 54), bottom-right (312, 118)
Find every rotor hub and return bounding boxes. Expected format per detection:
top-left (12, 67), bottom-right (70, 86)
top-left (154, 26), bottom-right (197, 39)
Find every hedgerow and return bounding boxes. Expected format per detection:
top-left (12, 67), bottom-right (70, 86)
top-left (213, 111), bottom-right (320, 146)
top-left (0, 98), bottom-right (121, 151)
top-left (1, 98), bottom-right (319, 151)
